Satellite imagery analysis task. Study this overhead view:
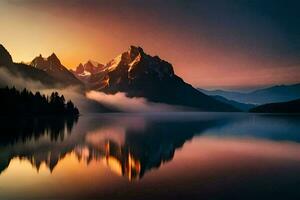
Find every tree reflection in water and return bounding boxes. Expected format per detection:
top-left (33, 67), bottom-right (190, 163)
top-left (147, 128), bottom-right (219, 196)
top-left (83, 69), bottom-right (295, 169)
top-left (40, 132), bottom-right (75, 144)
top-left (0, 116), bottom-right (78, 145)
top-left (0, 116), bottom-right (78, 173)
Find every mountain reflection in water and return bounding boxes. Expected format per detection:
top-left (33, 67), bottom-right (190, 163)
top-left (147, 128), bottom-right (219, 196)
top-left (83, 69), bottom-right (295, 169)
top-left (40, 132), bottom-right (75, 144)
top-left (0, 113), bottom-right (230, 180)
top-left (1, 113), bottom-right (300, 200)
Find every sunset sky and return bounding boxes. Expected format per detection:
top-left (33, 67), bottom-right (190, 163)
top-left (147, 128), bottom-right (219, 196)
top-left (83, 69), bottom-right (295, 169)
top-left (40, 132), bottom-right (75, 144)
top-left (1, 0), bottom-right (300, 90)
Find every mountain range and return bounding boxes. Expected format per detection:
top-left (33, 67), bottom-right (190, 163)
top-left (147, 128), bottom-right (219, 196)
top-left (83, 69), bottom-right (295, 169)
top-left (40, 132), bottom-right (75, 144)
top-left (0, 44), bottom-right (238, 112)
top-left (198, 84), bottom-right (300, 105)
top-left (4, 43), bottom-right (300, 112)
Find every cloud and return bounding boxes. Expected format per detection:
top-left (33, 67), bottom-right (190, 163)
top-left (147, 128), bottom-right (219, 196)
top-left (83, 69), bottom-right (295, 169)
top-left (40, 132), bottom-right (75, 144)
top-left (86, 90), bottom-right (178, 112)
top-left (0, 67), bottom-right (46, 89)
top-left (0, 67), bottom-right (111, 113)
top-left (0, 67), bottom-right (179, 113)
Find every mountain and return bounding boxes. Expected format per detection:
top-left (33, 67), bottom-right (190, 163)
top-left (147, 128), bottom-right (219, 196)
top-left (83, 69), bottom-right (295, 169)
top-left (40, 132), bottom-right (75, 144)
top-left (0, 44), bottom-right (63, 88)
top-left (71, 60), bottom-right (105, 77)
top-left (0, 44), bottom-right (119, 113)
top-left (71, 60), bottom-right (105, 89)
top-left (98, 46), bottom-right (238, 111)
top-left (31, 54), bottom-right (83, 86)
top-left (249, 99), bottom-right (300, 113)
top-left (199, 84), bottom-right (300, 104)
top-left (212, 95), bottom-right (256, 111)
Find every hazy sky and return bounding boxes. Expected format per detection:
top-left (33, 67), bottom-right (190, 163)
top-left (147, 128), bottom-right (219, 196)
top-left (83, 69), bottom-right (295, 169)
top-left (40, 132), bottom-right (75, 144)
top-left (1, 0), bottom-right (300, 90)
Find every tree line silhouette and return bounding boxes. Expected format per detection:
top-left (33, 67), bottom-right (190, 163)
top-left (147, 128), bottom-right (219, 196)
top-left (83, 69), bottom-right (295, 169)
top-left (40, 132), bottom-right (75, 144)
top-left (0, 116), bottom-right (78, 145)
top-left (0, 87), bottom-right (79, 116)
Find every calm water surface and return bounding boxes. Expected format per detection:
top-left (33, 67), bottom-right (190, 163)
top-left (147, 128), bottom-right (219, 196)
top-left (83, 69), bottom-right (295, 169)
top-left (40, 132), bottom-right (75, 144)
top-left (0, 113), bottom-right (300, 200)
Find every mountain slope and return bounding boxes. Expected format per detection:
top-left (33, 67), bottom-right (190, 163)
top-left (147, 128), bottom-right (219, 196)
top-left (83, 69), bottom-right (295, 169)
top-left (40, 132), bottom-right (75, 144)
top-left (212, 95), bottom-right (256, 111)
top-left (31, 54), bottom-right (83, 87)
top-left (250, 99), bottom-right (300, 113)
top-left (99, 46), bottom-right (238, 111)
top-left (199, 84), bottom-right (300, 104)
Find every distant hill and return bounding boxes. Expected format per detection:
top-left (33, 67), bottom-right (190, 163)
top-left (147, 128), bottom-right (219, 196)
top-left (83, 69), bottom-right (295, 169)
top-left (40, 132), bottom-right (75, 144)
top-left (199, 84), bottom-right (300, 104)
top-left (249, 99), bottom-right (300, 113)
top-left (212, 95), bottom-right (256, 111)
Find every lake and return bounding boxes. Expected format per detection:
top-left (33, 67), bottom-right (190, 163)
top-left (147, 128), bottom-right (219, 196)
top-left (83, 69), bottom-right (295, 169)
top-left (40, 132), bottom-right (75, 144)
top-left (0, 112), bottom-right (300, 200)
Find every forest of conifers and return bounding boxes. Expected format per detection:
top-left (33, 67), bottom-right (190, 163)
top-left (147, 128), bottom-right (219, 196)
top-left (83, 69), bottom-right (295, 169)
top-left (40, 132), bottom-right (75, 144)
top-left (0, 87), bottom-right (79, 116)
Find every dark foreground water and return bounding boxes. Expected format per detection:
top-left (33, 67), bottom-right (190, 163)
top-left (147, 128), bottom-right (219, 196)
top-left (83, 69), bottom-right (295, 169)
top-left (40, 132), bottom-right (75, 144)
top-left (0, 113), bottom-right (300, 200)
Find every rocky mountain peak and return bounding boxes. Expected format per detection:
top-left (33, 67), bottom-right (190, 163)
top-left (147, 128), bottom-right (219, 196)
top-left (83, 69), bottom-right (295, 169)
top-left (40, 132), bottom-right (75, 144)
top-left (128, 46), bottom-right (144, 60)
top-left (104, 46), bottom-right (175, 80)
top-left (84, 61), bottom-right (97, 71)
top-left (48, 53), bottom-right (61, 65)
top-left (75, 63), bottom-right (84, 74)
